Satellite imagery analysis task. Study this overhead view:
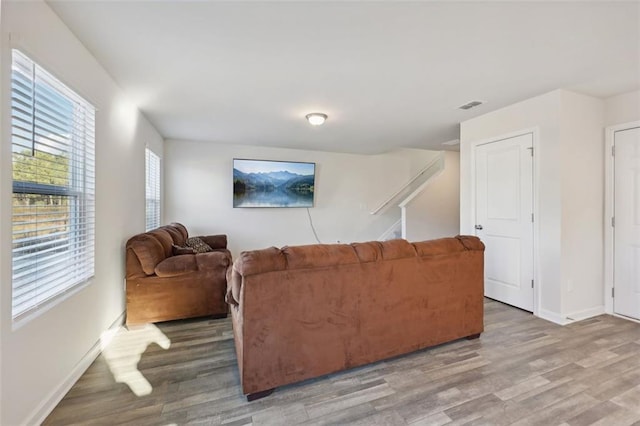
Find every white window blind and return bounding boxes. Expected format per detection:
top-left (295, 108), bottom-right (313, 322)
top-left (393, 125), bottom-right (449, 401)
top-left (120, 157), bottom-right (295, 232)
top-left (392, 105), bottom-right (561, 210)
top-left (145, 148), bottom-right (161, 231)
top-left (11, 49), bottom-right (96, 320)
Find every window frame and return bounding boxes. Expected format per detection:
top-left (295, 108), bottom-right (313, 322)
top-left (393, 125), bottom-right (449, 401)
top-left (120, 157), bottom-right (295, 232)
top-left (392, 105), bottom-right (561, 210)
top-left (10, 49), bottom-right (96, 323)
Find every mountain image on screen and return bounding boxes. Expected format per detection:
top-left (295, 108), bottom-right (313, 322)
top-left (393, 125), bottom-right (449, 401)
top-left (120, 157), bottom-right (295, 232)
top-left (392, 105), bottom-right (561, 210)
top-left (233, 161), bottom-right (315, 208)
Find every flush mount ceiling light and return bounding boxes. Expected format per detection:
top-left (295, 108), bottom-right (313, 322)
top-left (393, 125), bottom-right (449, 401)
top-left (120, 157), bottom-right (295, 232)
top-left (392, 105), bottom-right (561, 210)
top-left (305, 112), bottom-right (328, 126)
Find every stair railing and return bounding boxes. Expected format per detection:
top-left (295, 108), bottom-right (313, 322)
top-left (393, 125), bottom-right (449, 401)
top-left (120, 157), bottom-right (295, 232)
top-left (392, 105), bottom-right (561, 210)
top-left (369, 152), bottom-right (444, 215)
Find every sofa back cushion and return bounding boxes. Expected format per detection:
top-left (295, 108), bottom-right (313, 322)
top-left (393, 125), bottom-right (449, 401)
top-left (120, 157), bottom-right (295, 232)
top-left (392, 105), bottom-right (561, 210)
top-left (236, 243), bottom-right (367, 277)
top-left (170, 223), bottom-right (189, 243)
top-left (236, 247), bottom-right (287, 276)
top-left (162, 225), bottom-right (186, 246)
top-left (350, 242), bottom-right (382, 263)
top-left (412, 235), bottom-right (485, 256)
top-left (234, 236), bottom-right (485, 278)
top-left (380, 239), bottom-right (417, 260)
top-left (413, 238), bottom-right (465, 256)
top-left (129, 234), bottom-right (166, 275)
top-left (149, 229), bottom-right (174, 258)
top-left (283, 244), bottom-right (359, 270)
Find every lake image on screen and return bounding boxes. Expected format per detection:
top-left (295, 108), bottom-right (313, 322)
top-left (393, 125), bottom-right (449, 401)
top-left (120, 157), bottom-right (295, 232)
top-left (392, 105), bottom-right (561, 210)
top-left (233, 159), bottom-right (315, 208)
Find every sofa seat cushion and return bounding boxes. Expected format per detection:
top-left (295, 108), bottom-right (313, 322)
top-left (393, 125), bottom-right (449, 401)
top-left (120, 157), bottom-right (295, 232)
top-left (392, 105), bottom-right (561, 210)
top-left (155, 255), bottom-right (198, 277)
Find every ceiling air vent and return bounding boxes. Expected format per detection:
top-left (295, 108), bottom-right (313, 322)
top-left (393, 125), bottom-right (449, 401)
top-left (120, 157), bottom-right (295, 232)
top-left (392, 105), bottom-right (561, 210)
top-left (458, 100), bottom-right (484, 110)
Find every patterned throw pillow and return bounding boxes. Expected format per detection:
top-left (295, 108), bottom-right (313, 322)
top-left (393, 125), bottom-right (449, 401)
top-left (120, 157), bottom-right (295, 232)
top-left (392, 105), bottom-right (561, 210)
top-left (185, 237), bottom-right (213, 253)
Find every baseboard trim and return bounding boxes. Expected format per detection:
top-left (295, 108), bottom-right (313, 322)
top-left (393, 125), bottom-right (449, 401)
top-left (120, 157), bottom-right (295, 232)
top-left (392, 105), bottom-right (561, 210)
top-left (565, 306), bottom-right (605, 322)
top-left (538, 309), bottom-right (570, 325)
top-left (612, 313), bottom-right (640, 324)
top-left (538, 306), bottom-right (605, 326)
top-left (25, 311), bottom-right (125, 426)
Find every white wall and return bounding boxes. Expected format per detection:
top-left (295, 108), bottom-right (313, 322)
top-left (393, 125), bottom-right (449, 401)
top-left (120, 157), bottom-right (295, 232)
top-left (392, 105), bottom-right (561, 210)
top-left (559, 91), bottom-right (605, 317)
top-left (404, 151), bottom-right (460, 241)
top-left (605, 89), bottom-right (640, 126)
top-left (0, 1), bottom-right (163, 424)
top-left (0, 0), bottom-right (4, 420)
top-left (164, 140), bottom-right (441, 257)
top-left (460, 89), bottom-right (606, 323)
top-left (460, 90), bottom-right (563, 317)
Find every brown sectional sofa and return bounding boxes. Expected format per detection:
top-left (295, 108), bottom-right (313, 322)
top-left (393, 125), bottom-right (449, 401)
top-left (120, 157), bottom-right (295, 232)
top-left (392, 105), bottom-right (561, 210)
top-left (226, 236), bottom-right (485, 400)
top-left (125, 223), bottom-right (231, 325)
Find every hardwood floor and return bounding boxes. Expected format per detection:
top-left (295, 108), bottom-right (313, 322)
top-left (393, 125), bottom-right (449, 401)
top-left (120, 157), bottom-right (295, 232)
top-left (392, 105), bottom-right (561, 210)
top-left (44, 299), bottom-right (640, 425)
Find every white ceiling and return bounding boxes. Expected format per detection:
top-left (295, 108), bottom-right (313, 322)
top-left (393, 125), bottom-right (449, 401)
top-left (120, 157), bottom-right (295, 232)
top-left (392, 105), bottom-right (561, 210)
top-left (47, 1), bottom-right (639, 154)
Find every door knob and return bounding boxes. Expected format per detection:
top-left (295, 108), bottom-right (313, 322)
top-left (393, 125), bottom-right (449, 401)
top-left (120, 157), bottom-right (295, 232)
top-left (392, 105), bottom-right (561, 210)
top-left (475, 224), bottom-right (483, 230)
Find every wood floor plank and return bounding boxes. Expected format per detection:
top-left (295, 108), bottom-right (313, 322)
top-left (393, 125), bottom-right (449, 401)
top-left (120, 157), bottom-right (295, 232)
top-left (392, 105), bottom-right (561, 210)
top-left (43, 300), bottom-right (640, 425)
top-left (511, 392), bottom-right (600, 426)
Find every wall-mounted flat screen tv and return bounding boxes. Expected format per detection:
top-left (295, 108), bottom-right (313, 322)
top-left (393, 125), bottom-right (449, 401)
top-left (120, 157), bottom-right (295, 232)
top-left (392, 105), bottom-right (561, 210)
top-left (233, 159), bottom-right (316, 208)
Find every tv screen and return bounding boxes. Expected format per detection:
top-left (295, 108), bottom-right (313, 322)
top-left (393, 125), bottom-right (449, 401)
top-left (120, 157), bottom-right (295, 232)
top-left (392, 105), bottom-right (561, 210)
top-left (233, 159), bottom-right (316, 208)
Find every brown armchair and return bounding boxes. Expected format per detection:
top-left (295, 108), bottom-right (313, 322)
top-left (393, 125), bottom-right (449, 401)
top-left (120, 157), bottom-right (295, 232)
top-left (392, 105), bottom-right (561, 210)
top-left (125, 223), bottom-right (230, 325)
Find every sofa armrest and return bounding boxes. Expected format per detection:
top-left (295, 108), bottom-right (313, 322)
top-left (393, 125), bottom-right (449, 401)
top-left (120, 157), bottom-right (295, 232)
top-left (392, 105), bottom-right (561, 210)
top-left (195, 250), bottom-right (231, 270)
top-left (155, 255), bottom-right (198, 277)
top-left (226, 265), bottom-right (242, 306)
top-left (198, 234), bottom-right (227, 250)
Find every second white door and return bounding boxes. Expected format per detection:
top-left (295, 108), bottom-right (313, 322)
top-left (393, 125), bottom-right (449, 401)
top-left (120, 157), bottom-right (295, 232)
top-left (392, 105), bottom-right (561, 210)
top-left (475, 133), bottom-right (534, 312)
top-left (613, 126), bottom-right (640, 320)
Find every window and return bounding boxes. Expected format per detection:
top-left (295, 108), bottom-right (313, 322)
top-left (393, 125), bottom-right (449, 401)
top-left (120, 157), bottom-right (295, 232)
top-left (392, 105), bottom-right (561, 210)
top-left (145, 148), bottom-right (160, 231)
top-left (11, 50), bottom-right (96, 320)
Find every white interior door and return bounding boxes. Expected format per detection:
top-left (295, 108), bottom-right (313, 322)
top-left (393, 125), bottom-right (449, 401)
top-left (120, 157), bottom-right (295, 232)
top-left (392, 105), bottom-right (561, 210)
top-left (614, 126), bottom-right (640, 320)
top-left (475, 133), bottom-right (534, 312)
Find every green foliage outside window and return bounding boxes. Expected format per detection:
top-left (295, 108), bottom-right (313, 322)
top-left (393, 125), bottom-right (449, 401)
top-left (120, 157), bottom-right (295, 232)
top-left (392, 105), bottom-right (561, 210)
top-left (12, 150), bottom-right (70, 241)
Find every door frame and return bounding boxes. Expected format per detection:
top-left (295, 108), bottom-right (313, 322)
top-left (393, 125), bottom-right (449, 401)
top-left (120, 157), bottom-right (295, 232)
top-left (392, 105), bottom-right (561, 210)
top-left (468, 127), bottom-right (540, 317)
top-left (604, 120), bottom-right (640, 322)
